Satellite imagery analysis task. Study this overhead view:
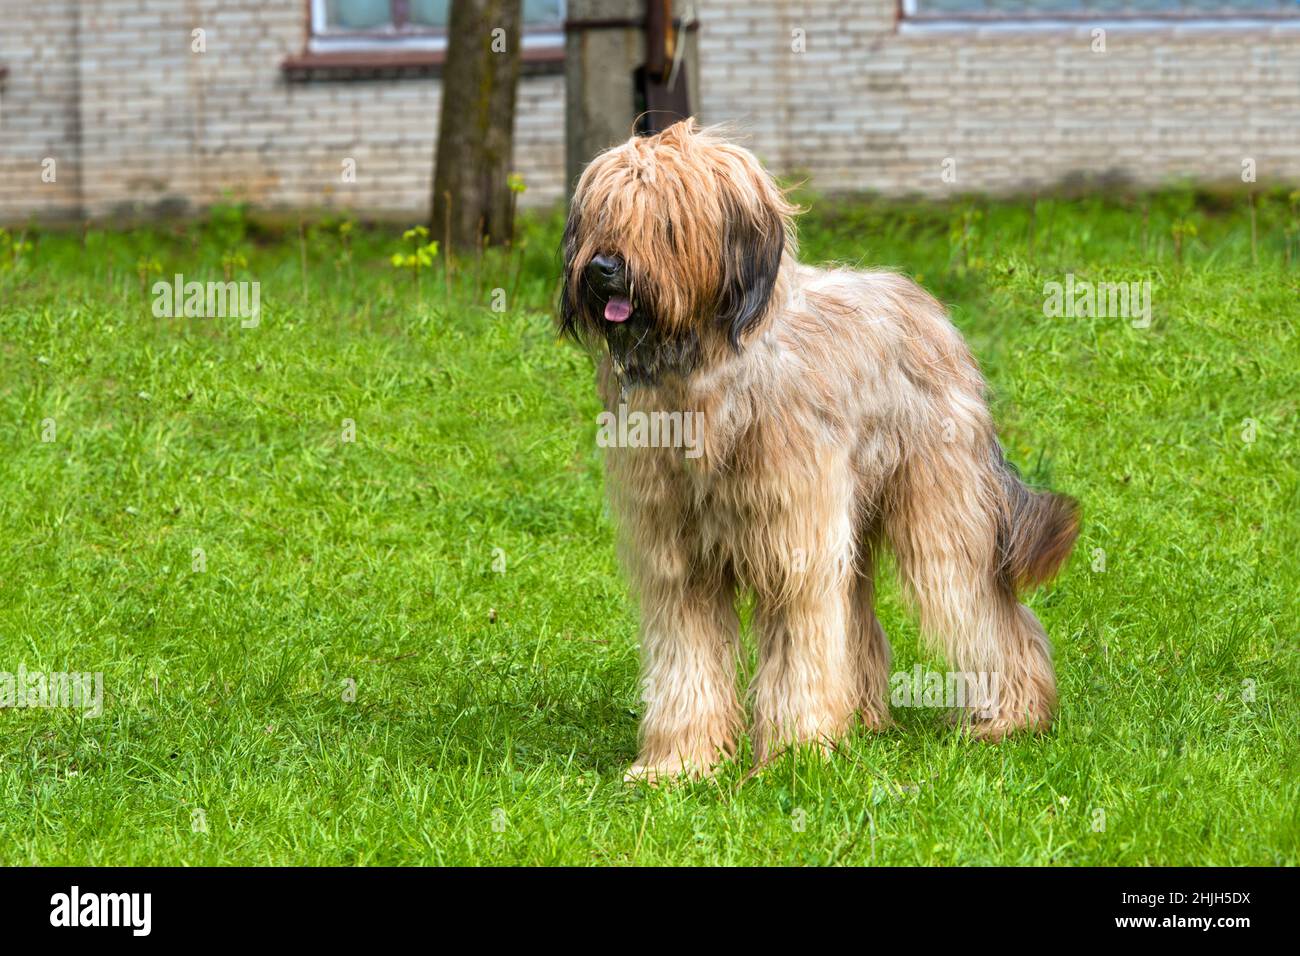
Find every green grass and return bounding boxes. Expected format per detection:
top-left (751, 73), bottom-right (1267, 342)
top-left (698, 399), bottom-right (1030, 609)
top-left (0, 189), bottom-right (1296, 866)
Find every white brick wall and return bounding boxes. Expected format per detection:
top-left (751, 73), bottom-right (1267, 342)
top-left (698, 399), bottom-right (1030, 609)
top-left (0, 0), bottom-right (83, 219)
top-left (696, 1), bottom-right (1300, 195)
top-left (1, 0), bottom-right (1298, 222)
top-left (0, 0), bottom-right (564, 221)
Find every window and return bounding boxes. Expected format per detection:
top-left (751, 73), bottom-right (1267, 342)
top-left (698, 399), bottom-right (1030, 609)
top-left (309, 0), bottom-right (565, 52)
top-left (903, 0), bottom-right (1300, 19)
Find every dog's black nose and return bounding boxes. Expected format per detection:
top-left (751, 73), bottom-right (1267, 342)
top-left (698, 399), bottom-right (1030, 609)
top-left (586, 254), bottom-right (624, 292)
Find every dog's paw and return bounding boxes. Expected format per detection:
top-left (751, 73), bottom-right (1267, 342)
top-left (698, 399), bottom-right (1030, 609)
top-left (959, 709), bottom-right (1052, 741)
top-left (623, 754), bottom-right (719, 786)
top-left (623, 763), bottom-right (668, 786)
top-left (858, 705), bottom-right (894, 732)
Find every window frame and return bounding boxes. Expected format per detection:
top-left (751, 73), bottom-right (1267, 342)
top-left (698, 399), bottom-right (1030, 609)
top-left (899, 0), bottom-right (1300, 23)
top-left (307, 0), bottom-right (565, 54)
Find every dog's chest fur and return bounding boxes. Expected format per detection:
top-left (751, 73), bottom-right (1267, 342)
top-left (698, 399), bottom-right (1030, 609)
top-left (598, 338), bottom-right (894, 582)
top-left (596, 266), bottom-right (986, 588)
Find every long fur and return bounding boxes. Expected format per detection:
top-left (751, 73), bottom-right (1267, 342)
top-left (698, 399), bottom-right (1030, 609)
top-left (560, 120), bottom-right (1079, 782)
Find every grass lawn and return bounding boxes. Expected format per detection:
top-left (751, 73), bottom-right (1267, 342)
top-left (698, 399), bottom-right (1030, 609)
top-left (0, 189), bottom-right (1296, 866)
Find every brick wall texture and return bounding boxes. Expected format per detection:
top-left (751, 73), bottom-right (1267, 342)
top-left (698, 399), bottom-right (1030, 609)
top-left (2, 0), bottom-right (1298, 222)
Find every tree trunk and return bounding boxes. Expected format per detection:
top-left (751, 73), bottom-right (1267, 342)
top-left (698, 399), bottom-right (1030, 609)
top-left (431, 0), bottom-right (523, 254)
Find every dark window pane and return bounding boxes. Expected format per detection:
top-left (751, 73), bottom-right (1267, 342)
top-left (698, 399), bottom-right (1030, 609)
top-left (405, 0), bottom-right (563, 29)
top-left (319, 0), bottom-right (567, 35)
top-left (523, 0), bottom-right (565, 24)
top-left (326, 0), bottom-right (395, 30)
top-left (409, 0), bottom-right (449, 27)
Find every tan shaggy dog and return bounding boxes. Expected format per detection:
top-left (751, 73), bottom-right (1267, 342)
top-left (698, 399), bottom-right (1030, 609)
top-left (560, 120), bottom-right (1078, 783)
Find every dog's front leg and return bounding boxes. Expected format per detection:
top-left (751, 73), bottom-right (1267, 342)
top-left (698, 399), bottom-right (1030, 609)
top-left (625, 565), bottom-right (742, 784)
top-left (751, 584), bottom-right (860, 763)
top-left (749, 477), bottom-right (861, 762)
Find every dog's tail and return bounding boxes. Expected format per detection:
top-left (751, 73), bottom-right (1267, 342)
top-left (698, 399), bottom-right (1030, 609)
top-left (992, 446), bottom-right (1080, 594)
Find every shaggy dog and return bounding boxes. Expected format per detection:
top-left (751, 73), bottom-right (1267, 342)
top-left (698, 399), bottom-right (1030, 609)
top-left (559, 120), bottom-right (1078, 782)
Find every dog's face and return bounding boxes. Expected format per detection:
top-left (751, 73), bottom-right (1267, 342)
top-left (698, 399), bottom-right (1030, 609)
top-left (559, 120), bottom-right (795, 386)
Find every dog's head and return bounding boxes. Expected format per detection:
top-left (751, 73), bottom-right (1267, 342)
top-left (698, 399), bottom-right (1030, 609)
top-left (559, 119), bottom-right (796, 385)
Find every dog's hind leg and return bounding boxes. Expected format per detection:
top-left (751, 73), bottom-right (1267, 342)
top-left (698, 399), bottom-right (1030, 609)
top-left (850, 531), bottom-right (893, 731)
top-left (885, 450), bottom-right (1059, 739)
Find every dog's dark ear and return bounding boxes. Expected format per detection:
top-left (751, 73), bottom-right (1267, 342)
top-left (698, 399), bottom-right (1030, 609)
top-left (717, 201), bottom-right (785, 349)
top-left (557, 204), bottom-right (584, 341)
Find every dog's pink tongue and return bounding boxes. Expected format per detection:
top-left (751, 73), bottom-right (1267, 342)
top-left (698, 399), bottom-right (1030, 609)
top-left (604, 296), bottom-right (632, 323)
